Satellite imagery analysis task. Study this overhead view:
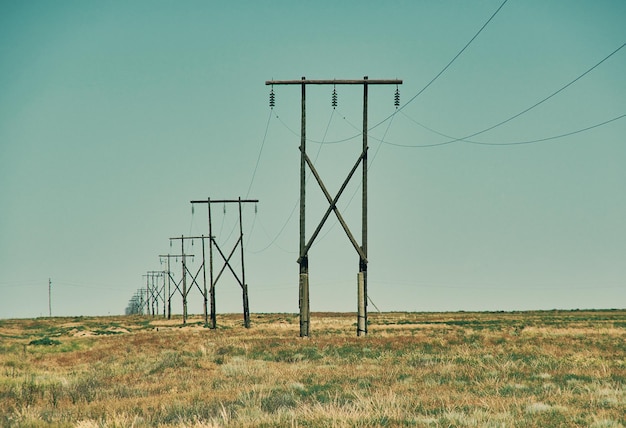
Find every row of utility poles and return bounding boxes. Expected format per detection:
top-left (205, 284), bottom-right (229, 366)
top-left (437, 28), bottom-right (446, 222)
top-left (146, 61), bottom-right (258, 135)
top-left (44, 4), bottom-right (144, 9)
top-left (133, 197), bottom-right (257, 329)
top-left (128, 75), bottom-right (402, 337)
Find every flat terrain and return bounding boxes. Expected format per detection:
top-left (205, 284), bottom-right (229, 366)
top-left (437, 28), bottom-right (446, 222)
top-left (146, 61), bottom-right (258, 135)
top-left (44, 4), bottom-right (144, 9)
top-left (1, 311), bottom-right (625, 427)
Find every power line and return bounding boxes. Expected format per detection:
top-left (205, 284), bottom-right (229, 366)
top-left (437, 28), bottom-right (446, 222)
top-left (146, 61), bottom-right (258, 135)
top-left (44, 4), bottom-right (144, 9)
top-left (444, 41), bottom-right (626, 143)
top-left (274, 111), bottom-right (360, 145)
top-left (463, 113), bottom-right (626, 146)
top-left (248, 109), bottom-right (337, 254)
top-left (398, 110), bottom-right (475, 142)
top-left (249, 203), bottom-right (297, 254)
top-left (381, 112), bottom-right (626, 148)
top-left (373, 39), bottom-right (626, 149)
top-left (246, 109), bottom-right (273, 198)
top-left (314, 107), bottom-right (398, 246)
top-left (268, 0), bottom-right (508, 148)
top-left (218, 110), bottom-right (272, 249)
top-left (273, 40), bottom-right (624, 151)
top-left (370, 0), bottom-right (510, 132)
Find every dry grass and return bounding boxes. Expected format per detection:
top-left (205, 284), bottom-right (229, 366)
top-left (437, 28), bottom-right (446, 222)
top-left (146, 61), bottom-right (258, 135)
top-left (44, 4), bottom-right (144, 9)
top-left (1, 310), bottom-right (625, 427)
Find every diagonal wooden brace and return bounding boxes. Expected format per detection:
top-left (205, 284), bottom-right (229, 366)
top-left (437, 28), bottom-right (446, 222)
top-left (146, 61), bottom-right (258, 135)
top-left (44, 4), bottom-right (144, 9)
top-left (185, 262), bottom-right (207, 297)
top-left (297, 149), bottom-right (368, 263)
top-left (213, 236), bottom-right (244, 288)
top-left (169, 274), bottom-right (183, 298)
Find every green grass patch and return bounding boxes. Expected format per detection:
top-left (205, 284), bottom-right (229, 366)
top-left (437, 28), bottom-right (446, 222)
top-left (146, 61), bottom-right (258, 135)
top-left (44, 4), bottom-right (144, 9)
top-left (28, 337), bottom-right (61, 346)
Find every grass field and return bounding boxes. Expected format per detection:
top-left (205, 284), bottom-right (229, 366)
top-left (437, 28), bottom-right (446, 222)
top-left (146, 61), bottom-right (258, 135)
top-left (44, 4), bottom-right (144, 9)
top-left (1, 310), bottom-right (625, 427)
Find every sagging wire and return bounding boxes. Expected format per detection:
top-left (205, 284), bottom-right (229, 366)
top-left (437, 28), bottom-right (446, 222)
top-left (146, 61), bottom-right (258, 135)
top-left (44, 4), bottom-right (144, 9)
top-left (383, 110), bottom-right (626, 148)
top-left (244, 202), bottom-right (259, 251)
top-left (246, 104), bottom-right (274, 198)
top-left (249, 106), bottom-right (336, 254)
top-left (314, 107), bottom-right (398, 246)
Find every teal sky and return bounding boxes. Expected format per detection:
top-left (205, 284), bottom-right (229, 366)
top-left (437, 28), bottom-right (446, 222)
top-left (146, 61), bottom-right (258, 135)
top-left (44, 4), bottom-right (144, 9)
top-left (1, 1), bottom-right (624, 319)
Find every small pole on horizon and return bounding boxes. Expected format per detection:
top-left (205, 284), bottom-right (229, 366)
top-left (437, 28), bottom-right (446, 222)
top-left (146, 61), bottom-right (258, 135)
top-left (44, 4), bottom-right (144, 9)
top-left (48, 278), bottom-right (52, 317)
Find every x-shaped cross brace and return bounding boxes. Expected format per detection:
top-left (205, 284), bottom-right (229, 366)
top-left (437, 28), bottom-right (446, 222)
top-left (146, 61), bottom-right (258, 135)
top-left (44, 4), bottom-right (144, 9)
top-left (213, 236), bottom-right (245, 289)
top-left (184, 262), bottom-right (207, 297)
top-left (297, 148), bottom-right (368, 264)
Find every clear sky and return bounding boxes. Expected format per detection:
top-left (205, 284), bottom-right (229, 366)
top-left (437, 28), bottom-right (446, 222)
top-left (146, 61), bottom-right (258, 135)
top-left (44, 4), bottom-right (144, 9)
top-left (1, 1), bottom-right (625, 319)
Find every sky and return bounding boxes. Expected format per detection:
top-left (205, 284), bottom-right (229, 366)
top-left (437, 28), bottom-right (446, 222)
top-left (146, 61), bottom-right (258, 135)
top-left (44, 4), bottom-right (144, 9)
top-left (1, 0), bottom-right (625, 319)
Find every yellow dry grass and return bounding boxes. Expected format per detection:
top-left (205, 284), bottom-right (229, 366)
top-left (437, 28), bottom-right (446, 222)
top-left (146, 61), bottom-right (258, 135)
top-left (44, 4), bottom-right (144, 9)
top-left (0, 311), bottom-right (625, 427)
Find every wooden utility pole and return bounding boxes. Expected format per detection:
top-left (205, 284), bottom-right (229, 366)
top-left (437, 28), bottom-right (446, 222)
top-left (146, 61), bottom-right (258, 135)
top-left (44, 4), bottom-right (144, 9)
top-left (359, 78), bottom-right (369, 336)
top-left (159, 252), bottom-right (195, 322)
top-left (159, 254), bottom-right (187, 320)
top-left (143, 271), bottom-right (165, 317)
top-left (167, 236), bottom-right (210, 325)
top-left (299, 78), bottom-right (308, 337)
top-left (169, 236), bottom-right (207, 325)
top-left (159, 255), bottom-right (173, 319)
top-left (190, 197), bottom-right (258, 329)
top-left (144, 274), bottom-right (150, 315)
top-left (48, 278), bottom-right (52, 317)
top-left (266, 77), bottom-right (402, 337)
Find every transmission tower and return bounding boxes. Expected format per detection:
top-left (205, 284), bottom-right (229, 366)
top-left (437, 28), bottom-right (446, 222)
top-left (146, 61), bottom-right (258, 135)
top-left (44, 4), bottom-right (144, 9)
top-left (266, 77), bottom-right (402, 337)
top-left (126, 288), bottom-right (147, 315)
top-left (168, 236), bottom-right (202, 325)
top-left (159, 254), bottom-right (184, 320)
top-left (190, 197), bottom-right (258, 329)
top-left (143, 271), bottom-right (165, 317)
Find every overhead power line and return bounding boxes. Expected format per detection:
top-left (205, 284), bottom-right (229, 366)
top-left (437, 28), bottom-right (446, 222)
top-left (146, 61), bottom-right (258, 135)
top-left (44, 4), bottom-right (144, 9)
top-left (248, 109), bottom-right (337, 254)
top-left (399, 0), bottom-right (508, 111)
top-left (462, 113), bottom-right (626, 146)
top-left (445, 41), bottom-right (626, 143)
top-left (246, 109), bottom-right (273, 199)
top-left (268, 0), bottom-right (509, 147)
top-left (313, 110), bottom-right (398, 246)
top-left (370, 0), bottom-right (510, 132)
top-left (379, 40), bottom-right (626, 148)
top-left (273, 40), bottom-right (625, 150)
top-left (380, 112), bottom-right (626, 148)
top-left (274, 112), bottom-right (360, 145)
top-left (221, 108), bottom-right (272, 252)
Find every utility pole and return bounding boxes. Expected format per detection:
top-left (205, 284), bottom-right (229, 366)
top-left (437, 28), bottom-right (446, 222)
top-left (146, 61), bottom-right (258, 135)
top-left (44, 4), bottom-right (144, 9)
top-left (168, 236), bottom-right (210, 325)
top-left (169, 235), bottom-right (210, 325)
top-left (142, 271), bottom-right (165, 317)
top-left (143, 273), bottom-right (151, 316)
top-left (130, 288), bottom-right (147, 315)
top-left (266, 77), bottom-right (402, 337)
top-left (159, 252), bottom-right (195, 322)
top-left (190, 197), bottom-right (258, 329)
top-left (159, 254), bottom-right (181, 320)
top-left (48, 278), bottom-right (52, 317)
top-left (150, 271), bottom-right (165, 316)
top-left (126, 290), bottom-right (146, 315)
top-left (145, 275), bottom-right (150, 315)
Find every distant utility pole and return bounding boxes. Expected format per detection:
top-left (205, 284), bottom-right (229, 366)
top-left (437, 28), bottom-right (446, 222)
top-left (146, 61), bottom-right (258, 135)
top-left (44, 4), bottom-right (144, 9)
top-left (48, 278), bottom-right (52, 317)
top-left (143, 273), bottom-right (150, 315)
top-left (142, 271), bottom-right (163, 317)
top-left (159, 254), bottom-right (182, 320)
top-left (266, 77), bottom-right (402, 337)
top-left (169, 235), bottom-right (207, 325)
top-left (126, 288), bottom-right (147, 315)
top-left (167, 236), bottom-right (210, 325)
top-left (190, 197), bottom-right (258, 329)
top-left (160, 250), bottom-right (195, 323)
